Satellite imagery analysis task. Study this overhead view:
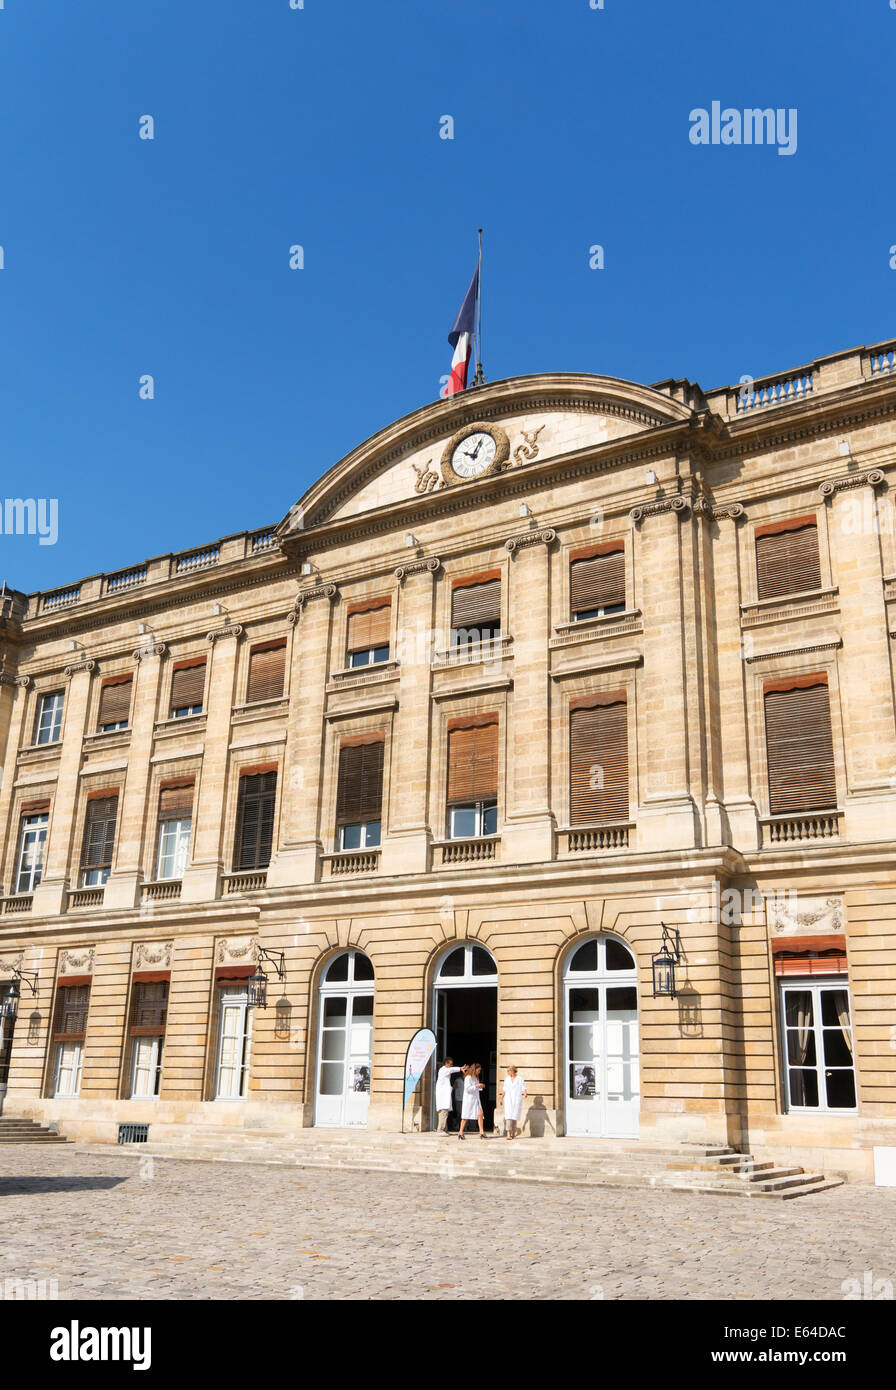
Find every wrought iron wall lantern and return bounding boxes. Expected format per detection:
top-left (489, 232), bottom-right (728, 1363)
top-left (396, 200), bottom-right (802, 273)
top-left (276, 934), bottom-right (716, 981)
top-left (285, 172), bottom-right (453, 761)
top-left (247, 950), bottom-right (286, 1009)
top-left (651, 924), bottom-right (682, 999)
top-left (0, 966), bottom-right (39, 1021)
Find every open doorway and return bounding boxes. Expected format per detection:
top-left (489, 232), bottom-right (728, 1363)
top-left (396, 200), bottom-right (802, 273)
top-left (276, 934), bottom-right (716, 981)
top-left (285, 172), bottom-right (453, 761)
top-left (433, 944), bottom-right (497, 1131)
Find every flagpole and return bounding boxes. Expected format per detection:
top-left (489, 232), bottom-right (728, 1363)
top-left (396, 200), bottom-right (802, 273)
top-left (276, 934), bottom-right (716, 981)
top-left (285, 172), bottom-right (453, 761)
top-left (473, 228), bottom-right (484, 386)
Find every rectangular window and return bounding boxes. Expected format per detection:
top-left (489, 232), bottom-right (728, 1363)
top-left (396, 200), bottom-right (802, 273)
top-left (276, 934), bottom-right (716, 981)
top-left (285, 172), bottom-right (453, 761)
top-left (52, 983), bottom-right (90, 1098)
top-left (336, 738), bottom-right (384, 849)
top-left (764, 678), bottom-right (837, 815)
top-left (97, 676), bottom-right (132, 732)
top-left (15, 811), bottom-right (48, 893)
top-left (446, 717), bottom-right (498, 837)
top-left (215, 985), bottom-right (253, 1099)
top-left (569, 544), bottom-right (625, 621)
top-left (346, 601), bottom-right (391, 669)
top-left (169, 659), bottom-right (206, 718)
top-left (755, 517), bottom-right (821, 600)
top-left (233, 771), bottom-right (277, 871)
top-left (128, 981), bottom-right (168, 1098)
top-left (80, 793), bottom-right (119, 887)
top-left (246, 640), bottom-right (287, 703)
top-left (569, 695), bottom-right (629, 825)
top-left (780, 981), bottom-right (856, 1113)
top-left (155, 782), bottom-right (194, 880)
top-left (450, 574), bottom-right (501, 650)
top-left (34, 691), bottom-right (64, 745)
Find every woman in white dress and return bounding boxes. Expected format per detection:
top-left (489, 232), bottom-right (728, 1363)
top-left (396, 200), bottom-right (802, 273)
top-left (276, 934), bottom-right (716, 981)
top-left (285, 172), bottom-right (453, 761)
top-left (458, 1062), bottom-right (485, 1140)
top-left (501, 1065), bottom-right (527, 1140)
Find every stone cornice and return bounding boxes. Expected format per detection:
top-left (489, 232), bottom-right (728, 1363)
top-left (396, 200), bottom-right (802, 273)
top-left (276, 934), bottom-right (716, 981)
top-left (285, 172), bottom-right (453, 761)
top-left (206, 624), bottom-right (243, 645)
top-left (818, 468), bottom-right (886, 498)
top-left (394, 557), bottom-right (441, 583)
top-left (504, 527), bottom-right (556, 554)
top-left (744, 639), bottom-right (843, 664)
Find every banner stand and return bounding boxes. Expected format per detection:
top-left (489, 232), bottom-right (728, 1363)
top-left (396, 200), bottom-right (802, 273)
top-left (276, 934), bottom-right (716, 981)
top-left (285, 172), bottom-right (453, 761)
top-left (401, 1027), bottom-right (437, 1134)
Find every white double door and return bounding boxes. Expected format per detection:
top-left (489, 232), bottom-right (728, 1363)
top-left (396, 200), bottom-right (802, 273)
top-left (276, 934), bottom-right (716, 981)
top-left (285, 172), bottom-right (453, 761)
top-left (565, 982), bottom-right (640, 1137)
top-left (315, 989), bottom-right (374, 1128)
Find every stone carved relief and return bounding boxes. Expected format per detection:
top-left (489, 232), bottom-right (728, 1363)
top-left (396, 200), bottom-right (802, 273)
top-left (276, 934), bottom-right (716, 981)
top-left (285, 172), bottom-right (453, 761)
top-left (215, 936), bottom-right (259, 966)
top-left (512, 424), bottom-right (546, 466)
top-left (411, 461), bottom-right (442, 494)
top-left (767, 894), bottom-right (843, 935)
top-left (59, 947), bottom-right (95, 976)
top-left (0, 952), bottom-right (24, 973)
top-left (134, 941), bottom-right (173, 970)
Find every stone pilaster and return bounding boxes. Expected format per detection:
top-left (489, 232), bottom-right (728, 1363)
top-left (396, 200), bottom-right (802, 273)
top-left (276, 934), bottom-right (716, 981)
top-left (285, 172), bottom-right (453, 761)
top-left (32, 661), bottom-right (94, 915)
top-left (0, 676), bottom-right (32, 889)
top-left (104, 643), bottom-right (167, 910)
top-left (180, 626), bottom-right (242, 903)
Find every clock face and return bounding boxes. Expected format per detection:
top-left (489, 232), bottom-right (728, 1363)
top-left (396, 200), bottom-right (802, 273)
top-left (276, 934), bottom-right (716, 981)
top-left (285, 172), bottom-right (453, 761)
top-left (451, 430), bottom-right (497, 479)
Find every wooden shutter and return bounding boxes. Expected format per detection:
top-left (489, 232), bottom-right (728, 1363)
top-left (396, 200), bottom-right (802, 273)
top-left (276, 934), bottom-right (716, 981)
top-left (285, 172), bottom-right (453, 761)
top-left (451, 578), bottom-right (501, 630)
top-left (446, 718), bottom-right (498, 804)
top-left (764, 679), bottom-right (837, 814)
top-left (755, 519), bottom-right (821, 600)
top-left (170, 660), bottom-right (206, 713)
top-left (130, 980), bottom-right (168, 1034)
top-left (246, 641), bottom-right (287, 702)
top-left (98, 677), bottom-right (132, 727)
top-left (346, 601), bottom-right (391, 655)
top-left (233, 772), bottom-right (277, 870)
top-left (569, 696), bottom-right (629, 824)
top-left (570, 546), bottom-right (625, 614)
top-left (81, 794), bottom-right (119, 871)
top-left (158, 781), bottom-right (194, 822)
top-left (335, 738), bottom-right (384, 825)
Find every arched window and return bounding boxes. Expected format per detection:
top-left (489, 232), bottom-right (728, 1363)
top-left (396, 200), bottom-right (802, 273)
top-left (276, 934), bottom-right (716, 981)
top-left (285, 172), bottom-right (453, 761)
top-left (435, 943), bottom-right (497, 983)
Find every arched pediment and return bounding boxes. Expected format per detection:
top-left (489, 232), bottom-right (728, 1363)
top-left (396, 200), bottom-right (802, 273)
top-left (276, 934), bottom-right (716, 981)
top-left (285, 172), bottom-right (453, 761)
top-left (277, 373), bottom-right (693, 536)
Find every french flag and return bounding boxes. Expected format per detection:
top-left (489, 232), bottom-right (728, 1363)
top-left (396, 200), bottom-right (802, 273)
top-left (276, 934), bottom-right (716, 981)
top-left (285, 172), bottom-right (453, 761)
top-left (444, 266), bottom-right (479, 397)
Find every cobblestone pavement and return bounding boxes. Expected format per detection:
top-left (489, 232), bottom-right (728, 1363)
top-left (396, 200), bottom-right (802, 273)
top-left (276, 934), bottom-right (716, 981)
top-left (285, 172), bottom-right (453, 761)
top-left (2, 1146), bottom-right (896, 1301)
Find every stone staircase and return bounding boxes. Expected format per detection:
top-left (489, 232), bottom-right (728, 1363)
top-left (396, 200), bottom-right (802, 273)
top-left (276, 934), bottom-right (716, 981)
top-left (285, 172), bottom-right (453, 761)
top-left (87, 1125), bottom-right (844, 1199)
top-left (0, 1117), bottom-right (68, 1144)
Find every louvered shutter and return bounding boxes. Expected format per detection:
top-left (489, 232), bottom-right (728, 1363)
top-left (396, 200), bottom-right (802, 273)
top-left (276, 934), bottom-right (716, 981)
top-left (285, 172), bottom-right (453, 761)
top-left (233, 772), bottom-right (277, 870)
top-left (764, 682), bottom-right (837, 813)
top-left (569, 699), bottom-right (629, 824)
top-left (131, 981), bottom-right (169, 1032)
top-left (451, 580), bottom-right (501, 630)
top-left (98, 678), bottom-right (132, 727)
top-left (170, 661), bottom-right (206, 714)
top-left (446, 721), bottom-right (498, 804)
top-left (158, 782), bottom-right (194, 822)
top-left (81, 794), bottom-right (119, 871)
top-left (570, 548), bottom-right (625, 615)
top-left (246, 643), bottom-right (286, 702)
top-left (335, 740), bottom-right (384, 825)
top-left (346, 603), bottom-right (391, 655)
top-left (755, 523), bottom-right (821, 600)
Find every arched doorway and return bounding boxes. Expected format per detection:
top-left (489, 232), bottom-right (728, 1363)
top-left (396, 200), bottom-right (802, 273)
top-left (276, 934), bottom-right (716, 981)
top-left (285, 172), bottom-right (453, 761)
top-left (314, 949), bottom-right (375, 1128)
top-left (564, 935), bottom-right (639, 1138)
top-left (432, 943), bottom-right (497, 1131)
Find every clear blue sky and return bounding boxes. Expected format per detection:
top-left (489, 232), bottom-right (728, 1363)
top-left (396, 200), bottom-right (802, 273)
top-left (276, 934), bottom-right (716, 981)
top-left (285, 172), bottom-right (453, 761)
top-left (2, 0), bottom-right (894, 593)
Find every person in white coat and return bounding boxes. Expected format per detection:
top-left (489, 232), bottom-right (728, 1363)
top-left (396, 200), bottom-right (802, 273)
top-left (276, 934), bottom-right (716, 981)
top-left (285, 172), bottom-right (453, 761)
top-left (458, 1062), bottom-right (486, 1140)
top-left (435, 1058), bottom-right (464, 1133)
top-left (501, 1065), bottom-right (527, 1140)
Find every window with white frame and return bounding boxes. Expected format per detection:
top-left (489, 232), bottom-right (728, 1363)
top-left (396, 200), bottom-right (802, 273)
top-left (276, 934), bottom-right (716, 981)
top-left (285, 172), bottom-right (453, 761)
top-left (52, 984), bottom-right (90, 1098)
top-left (156, 819), bottom-right (191, 880)
top-left (15, 812), bottom-right (48, 893)
top-left (128, 981), bottom-right (168, 1098)
top-left (215, 985), bottom-right (253, 1099)
top-left (448, 800), bottom-right (497, 839)
top-left (34, 691), bottom-right (64, 745)
top-left (780, 979), bottom-right (856, 1113)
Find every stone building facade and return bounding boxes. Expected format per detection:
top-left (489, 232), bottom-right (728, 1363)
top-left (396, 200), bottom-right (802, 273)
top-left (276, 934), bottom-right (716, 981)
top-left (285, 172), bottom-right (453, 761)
top-left (1, 340), bottom-right (895, 1179)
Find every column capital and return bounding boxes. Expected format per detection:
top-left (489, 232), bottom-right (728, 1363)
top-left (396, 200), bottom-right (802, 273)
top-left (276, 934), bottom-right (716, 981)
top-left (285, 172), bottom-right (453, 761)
top-left (629, 494), bottom-right (691, 525)
top-left (287, 583), bottom-right (338, 625)
top-left (206, 623), bottom-right (244, 644)
top-left (63, 657), bottom-right (96, 677)
top-left (504, 526), bottom-right (556, 555)
top-left (132, 641), bottom-right (168, 663)
top-left (818, 468), bottom-right (885, 499)
top-left (692, 494), bottom-right (746, 521)
top-left (394, 557), bottom-right (441, 583)
top-left (0, 672), bottom-right (30, 688)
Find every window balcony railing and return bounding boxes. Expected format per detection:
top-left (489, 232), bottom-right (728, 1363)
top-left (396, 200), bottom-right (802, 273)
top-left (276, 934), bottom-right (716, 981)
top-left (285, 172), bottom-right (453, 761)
top-left (321, 850), bottom-right (381, 877)
top-left (432, 635), bottom-right (513, 669)
top-left (67, 887), bottom-right (105, 911)
top-left (558, 823), bottom-right (633, 854)
top-left (2, 893), bottom-right (33, 915)
top-left (434, 836), bottom-right (499, 867)
top-left (141, 880), bottom-right (182, 903)
top-left (759, 811), bottom-right (842, 847)
top-left (223, 871), bottom-right (268, 895)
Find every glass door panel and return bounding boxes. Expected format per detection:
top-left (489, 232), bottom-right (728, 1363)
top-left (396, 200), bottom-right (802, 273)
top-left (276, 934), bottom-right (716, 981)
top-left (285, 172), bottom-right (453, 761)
top-left (782, 982), bottom-right (856, 1114)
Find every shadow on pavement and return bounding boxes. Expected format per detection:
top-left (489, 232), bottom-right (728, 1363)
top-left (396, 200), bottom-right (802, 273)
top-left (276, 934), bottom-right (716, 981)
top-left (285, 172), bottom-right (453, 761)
top-left (0, 1176), bottom-right (129, 1195)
